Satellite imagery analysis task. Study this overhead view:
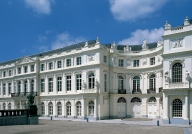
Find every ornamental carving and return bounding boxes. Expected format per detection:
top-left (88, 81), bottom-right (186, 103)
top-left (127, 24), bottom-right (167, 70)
top-left (142, 39), bottom-right (147, 50)
top-left (185, 70), bottom-right (190, 81)
top-left (172, 39), bottom-right (183, 48)
top-left (143, 58), bottom-right (147, 65)
top-left (164, 71), bottom-right (170, 83)
top-left (16, 56), bottom-right (34, 65)
top-left (126, 58), bottom-right (131, 66)
top-left (113, 57), bottom-right (117, 64)
top-left (88, 54), bottom-right (95, 61)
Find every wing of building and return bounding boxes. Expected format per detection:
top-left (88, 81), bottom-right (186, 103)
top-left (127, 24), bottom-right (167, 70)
top-left (0, 17), bottom-right (192, 124)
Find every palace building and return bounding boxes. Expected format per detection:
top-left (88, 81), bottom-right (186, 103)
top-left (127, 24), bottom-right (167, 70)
top-left (0, 17), bottom-right (192, 124)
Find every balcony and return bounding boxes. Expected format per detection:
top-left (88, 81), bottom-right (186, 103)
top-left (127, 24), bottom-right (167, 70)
top-left (82, 89), bottom-right (98, 93)
top-left (118, 89), bottom-right (126, 94)
top-left (165, 82), bottom-right (189, 89)
top-left (147, 88), bottom-right (156, 94)
top-left (132, 89), bottom-right (142, 94)
top-left (11, 92), bottom-right (37, 97)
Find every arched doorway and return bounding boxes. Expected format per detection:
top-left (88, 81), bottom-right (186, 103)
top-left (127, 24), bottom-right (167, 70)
top-left (148, 97), bottom-right (157, 118)
top-left (131, 97), bottom-right (141, 117)
top-left (117, 97), bottom-right (126, 118)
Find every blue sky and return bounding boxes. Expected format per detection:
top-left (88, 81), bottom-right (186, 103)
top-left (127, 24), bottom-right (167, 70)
top-left (0, 0), bottom-right (191, 62)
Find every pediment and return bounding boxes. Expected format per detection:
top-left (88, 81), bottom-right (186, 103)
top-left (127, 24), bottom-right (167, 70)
top-left (15, 56), bottom-right (35, 65)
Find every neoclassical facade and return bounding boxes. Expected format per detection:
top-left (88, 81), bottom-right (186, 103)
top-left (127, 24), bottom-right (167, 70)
top-left (0, 17), bottom-right (192, 124)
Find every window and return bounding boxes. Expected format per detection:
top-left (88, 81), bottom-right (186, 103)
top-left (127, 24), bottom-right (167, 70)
top-left (131, 97), bottom-right (141, 103)
top-left (49, 62), bottom-right (53, 70)
top-left (66, 102), bottom-right (71, 116)
top-left (89, 73), bottom-right (95, 89)
top-left (172, 63), bottom-right (182, 83)
top-left (104, 74), bottom-right (107, 91)
top-left (172, 99), bottom-right (182, 117)
top-left (3, 71), bottom-right (6, 77)
top-left (76, 57), bottom-right (81, 65)
top-left (3, 103), bottom-right (6, 110)
top-left (18, 82), bottom-right (21, 92)
top-left (89, 101), bottom-right (94, 115)
top-left (49, 78), bottom-right (53, 92)
top-left (67, 59), bottom-right (71, 67)
top-left (119, 59), bottom-right (124, 67)
top-left (118, 76), bottom-right (124, 90)
top-left (133, 76), bottom-right (140, 92)
top-left (48, 102), bottom-right (53, 115)
top-left (133, 60), bottom-right (139, 67)
top-left (150, 57), bottom-right (155, 65)
top-left (57, 77), bottom-right (62, 92)
top-left (24, 81), bottom-right (27, 92)
top-left (103, 56), bottom-right (107, 63)
top-left (31, 65), bottom-right (34, 72)
top-left (148, 97), bottom-right (157, 102)
top-left (66, 76), bottom-right (71, 91)
top-left (8, 83), bottom-right (11, 95)
top-left (76, 74), bottom-right (81, 90)
top-left (57, 61), bottom-right (62, 68)
top-left (41, 79), bottom-right (45, 92)
top-left (31, 80), bottom-right (34, 92)
top-left (149, 74), bottom-right (156, 91)
top-left (3, 83), bottom-right (6, 95)
top-left (18, 67), bottom-right (21, 74)
top-left (41, 64), bottom-right (45, 71)
top-left (9, 70), bottom-right (11, 76)
top-left (57, 102), bottom-right (62, 115)
top-left (8, 103), bottom-right (11, 110)
top-left (117, 97), bottom-right (126, 103)
top-left (41, 103), bottom-right (45, 115)
top-left (24, 66), bottom-right (28, 73)
top-left (76, 101), bottom-right (81, 117)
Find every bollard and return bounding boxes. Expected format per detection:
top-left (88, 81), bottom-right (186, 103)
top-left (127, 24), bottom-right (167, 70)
top-left (86, 118), bottom-right (89, 122)
top-left (157, 120), bottom-right (159, 126)
top-left (50, 116), bottom-right (52, 120)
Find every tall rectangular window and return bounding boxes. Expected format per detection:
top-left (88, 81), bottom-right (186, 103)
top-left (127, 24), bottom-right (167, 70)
top-left (9, 70), bottom-right (12, 76)
top-left (41, 64), bottom-right (45, 71)
top-left (49, 62), bottom-right (53, 70)
top-left (57, 77), bottom-right (62, 92)
top-left (18, 67), bottom-right (21, 74)
top-left (3, 83), bottom-right (6, 95)
top-left (3, 71), bottom-right (6, 77)
top-left (103, 56), bottom-right (107, 63)
top-left (31, 65), bottom-right (34, 72)
top-left (150, 57), bottom-right (155, 65)
top-left (18, 82), bottom-right (21, 92)
top-left (8, 83), bottom-right (11, 95)
top-left (76, 74), bottom-right (81, 90)
top-left (41, 79), bottom-right (45, 92)
top-left (66, 75), bottom-right (71, 91)
top-left (119, 59), bottom-right (124, 67)
top-left (42, 105), bottom-right (45, 115)
top-left (133, 60), bottom-right (139, 67)
top-left (48, 78), bottom-right (53, 92)
top-left (76, 57), bottom-right (81, 65)
top-left (57, 61), bottom-right (62, 68)
top-left (67, 59), bottom-right (71, 67)
top-left (104, 74), bottom-right (107, 91)
top-left (24, 66), bottom-right (28, 73)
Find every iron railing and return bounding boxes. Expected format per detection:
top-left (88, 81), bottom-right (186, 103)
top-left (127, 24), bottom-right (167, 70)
top-left (132, 89), bottom-right (142, 94)
top-left (147, 88), bottom-right (156, 94)
top-left (118, 89), bottom-right (126, 94)
top-left (11, 92), bottom-right (37, 97)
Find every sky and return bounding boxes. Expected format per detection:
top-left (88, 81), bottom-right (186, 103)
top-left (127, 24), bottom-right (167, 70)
top-left (0, 0), bottom-right (191, 62)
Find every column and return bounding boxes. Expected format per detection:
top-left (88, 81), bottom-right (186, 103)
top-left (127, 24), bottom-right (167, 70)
top-left (94, 98), bottom-right (97, 119)
top-left (156, 73), bottom-right (159, 93)
top-left (0, 82), bottom-right (3, 96)
top-left (184, 95), bottom-right (188, 119)
top-left (141, 98), bottom-right (147, 117)
top-left (156, 97), bottom-right (160, 118)
top-left (62, 74), bottom-right (66, 93)
top-left (62, 100), bottom-right (65, 117)
top-left (81, 98), bottom-right (85, 119)
top-left (53, 75), bottom-right (57, 94)
top-left (53, 100), bottom-right (56, 117)
top-left (73, 100), bottom-right (76, 118)
top-left (11, 80), bottom-right (14, 93)
top-left (34, 78), bottom-right (36, 92)
top-left (63, 100), bottom-right (66, 117)
top-left (164, 95), bottom-right (169, 119)
top-left (45, 76), bottom-right (48, 94)
top-left (21, 66), bottom-right (24, 74)
top-left (6, 82), bottom-right (8, 96)
top-left (27, 79), bottom-right (31, 92)
top-left (21, 80), bottom-right (24, 92)
top-left (45, 101), bottom-right (48, 116)
top-left (72, 73), bottom-right (76, 93)
top-left (14, 81), bottom-right (18, 93)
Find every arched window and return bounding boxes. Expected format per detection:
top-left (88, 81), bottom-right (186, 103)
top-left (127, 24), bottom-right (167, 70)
top-left (48, 102), bottom-right (53, 115)
top-left (57, 102), bottom-right (62, 115)
top-left (172, 63), bottom-right (182, 83)
top-left (148, 97), bottom-right (156, 102)
top-left (8, 103), bottom-right (11, 110)
top-left (41, 102), bottom-right (45, 115)
top-left (66, 102), bottom-right (71, 116)
top-left (76, 101), bottom-right (81, 117)
top-left (133, 76), bottom-right (140, 91)
top-left (118, 76), bottom-right (124, 90)
top-left (117, 97), bottom-right (126, 103)
top-left (24, 81), bottom-right (27, 92)
top-left (172, 99), bottom-right (182, 117)
top-left (3, 103), bottom-right (6, 110)
top-left (131, 97), bottom-right (141, 103)
top-left (88, 101), bottom-right (94, 115)
top-left (31, 80), bottom-right (34, 92)
top-left (149, 74), bottom-right (156, 91)
top-left (89, 73), bottom-right (95, 89)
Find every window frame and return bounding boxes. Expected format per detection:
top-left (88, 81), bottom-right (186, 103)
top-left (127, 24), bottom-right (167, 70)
top-left (66, 59), bottom-right (71, 67)
top-left (66, 75), bottom-right (71, 91)
top-left (76, 74), bottom-right (82, 90)
top-left (41, 79), bottom-right (45, 92)
top-left (57, 77), bottom-right (62, 92)
top-left (150, 57), bottom-right (155, 65)
top-left (76, 57), bottom-right (81, 65)
top-left (133, 60), bottom-right (139, 67)
top-left (48, 78), bottom-right (53, 92)
top-left (119, 59), bottom-right (124, 67)
top-left (57, 61), bottom-right (62, 68)
top-left (31, 65), bottom-right (34, 72)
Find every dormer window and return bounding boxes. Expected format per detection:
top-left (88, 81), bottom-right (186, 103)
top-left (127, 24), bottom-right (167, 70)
top-left (18, 67), bottom-right (21, 74)
top-left (31, 65), bottom-right (34, 72)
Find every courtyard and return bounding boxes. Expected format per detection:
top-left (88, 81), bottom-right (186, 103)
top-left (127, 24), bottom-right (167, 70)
top-left (0, 119), bottom-right (189, 134)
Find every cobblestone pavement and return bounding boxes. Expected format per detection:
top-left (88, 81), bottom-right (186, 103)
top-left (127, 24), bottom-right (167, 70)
top-left (0, 119), bottom-right (185, 134)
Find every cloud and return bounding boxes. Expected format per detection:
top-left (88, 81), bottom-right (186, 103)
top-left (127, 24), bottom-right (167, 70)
top-left (24, 0), bottom-right (54, 15)
top-left (118, 27), bottom-right (164, 45)
top-left (51, 32), bottom-right (86, 49)
top-left (38, 35), bottom-right (47, 41)
top-left (38, 46), bottom-right (49, 52)
top-left (109, 0), bottom-right (169, 21)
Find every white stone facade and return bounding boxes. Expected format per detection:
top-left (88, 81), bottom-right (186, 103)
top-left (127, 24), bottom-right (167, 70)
top-left (0, 17), bottom-right (192, 124)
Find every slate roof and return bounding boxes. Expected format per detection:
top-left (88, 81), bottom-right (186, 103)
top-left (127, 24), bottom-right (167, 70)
top-left (189, 19), bottom-right (192, 24)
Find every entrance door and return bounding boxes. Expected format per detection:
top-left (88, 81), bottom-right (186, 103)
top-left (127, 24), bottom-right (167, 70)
top-left (117, 103), bottom-right (126, 118)
top-left (148, 104), bottom-right (157, 118)
top-left (131, 104), bottom-right (141, 117)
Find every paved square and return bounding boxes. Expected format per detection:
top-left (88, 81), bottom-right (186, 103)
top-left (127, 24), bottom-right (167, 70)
top-left (0, 119), bottom-right (185, 134)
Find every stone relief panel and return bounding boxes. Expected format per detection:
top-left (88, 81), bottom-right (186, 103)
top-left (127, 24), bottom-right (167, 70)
top-left (142, 58), bottom-right (147, 65)
top-left (113, 57), bottom-right (117, 64)
top-left (88, 54), bottom-right (95, 62)
top-left (126, 58), bottom-right (131, 66)
top-left (171, 38), bottom-right (183, 48)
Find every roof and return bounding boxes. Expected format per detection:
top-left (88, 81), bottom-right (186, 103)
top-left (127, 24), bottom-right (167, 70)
top-left (189, 19), bottom-right (192, 24)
